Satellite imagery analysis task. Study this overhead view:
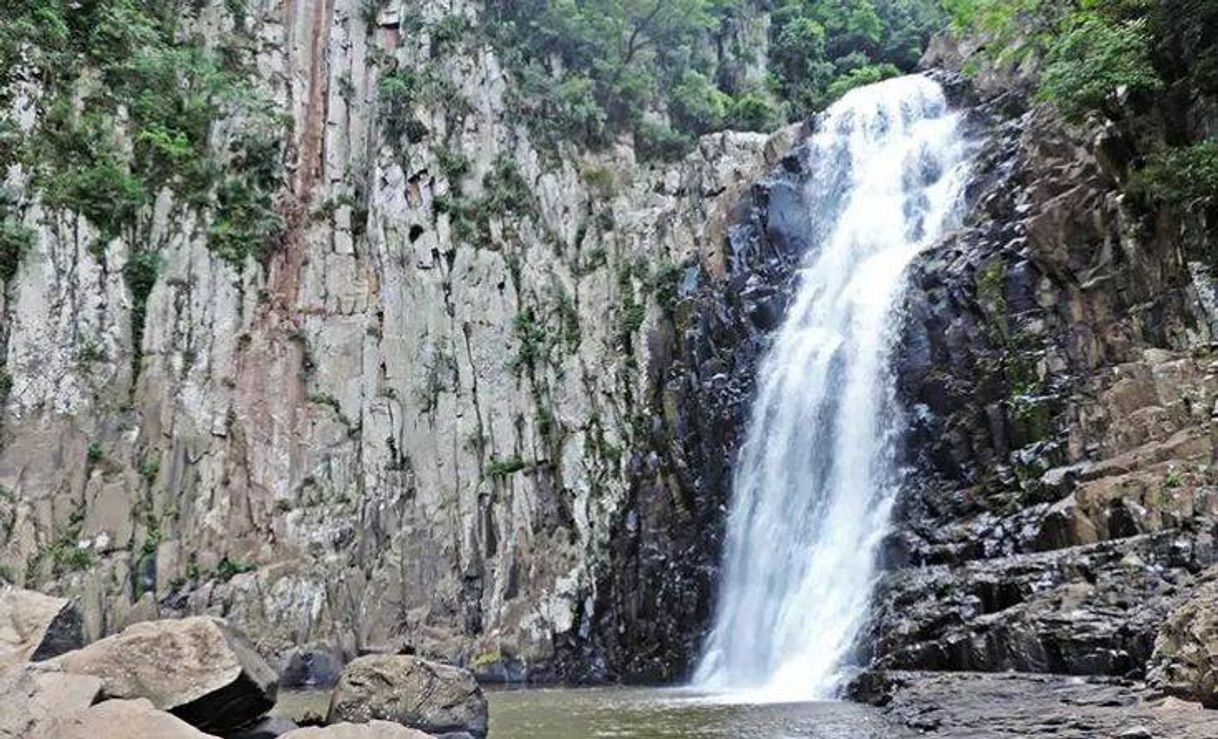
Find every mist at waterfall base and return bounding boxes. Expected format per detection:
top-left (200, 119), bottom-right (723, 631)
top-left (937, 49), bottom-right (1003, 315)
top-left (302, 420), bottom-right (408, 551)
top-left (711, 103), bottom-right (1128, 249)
top-left (693, 75), bottom-right (973, 703)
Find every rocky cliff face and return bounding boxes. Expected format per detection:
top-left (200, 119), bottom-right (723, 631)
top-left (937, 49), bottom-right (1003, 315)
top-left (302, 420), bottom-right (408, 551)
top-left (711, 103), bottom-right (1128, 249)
top-left (861, 36), bottom-right (1218, 680)
top-left (0, 0), bottom-right (786, 681)
top-left (6, 0), bottom-right (1216, 696)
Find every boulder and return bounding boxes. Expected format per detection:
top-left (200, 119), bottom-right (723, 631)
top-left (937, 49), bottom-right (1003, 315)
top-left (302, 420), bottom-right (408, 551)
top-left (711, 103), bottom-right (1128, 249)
top-left (1148, 571), bottom-right (1218, 706)
top-left (280, 645), bottom-right (343, 688)
top-left (55, 616), bottom-right (278, 733)
top-left (283, 721), bottom-right (432, 738)
top-left (229, 716), bottom-right (301, 738)
top-left (0, 585), bottom-right (85, 669)
top-left (327, 655), bottom-right (487, 738)
top-left (0, 663), bottom-right (102, 738)
top-left (851, 670), bottom-right (1218, 738)
top-left (45, 698), bottom-right (217, 739)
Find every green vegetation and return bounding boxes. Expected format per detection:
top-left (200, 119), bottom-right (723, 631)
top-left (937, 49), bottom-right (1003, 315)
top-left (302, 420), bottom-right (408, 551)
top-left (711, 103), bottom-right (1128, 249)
top-left (216, 555), bottom-right (257, 582)
top-left (1038, 13), bottom-right (1160, 121)
top-left (1, 0), bottom-right (284, 265)
top-left (139, 457), bottom-right (161, 484)
top-left (650, 261), bottom-right (684, 312)
top-left (484, 0), bottom-right (948, 159)
top-left (431, 152), bottom-right (536, 246)
top-left (1135, 141), bottom-right (1218, 208)
top-left (40, 507), bottom-right (93, 577)
top-left (0, 215), bottom-right (33, 283)
top-left (124, 250), bottom-right (160, 374)
top-left (470, 648), bottom-right (504, 671)
top-left (510, 308), bottom-right (550, 375)
top-left (132, 514), bottom-right (162, 597)
top-left (86, 441), bottom-right (106, 464)
top-left (486, 456), bottom-right (528, 478)
top-left (185, 553), bottom-right (200, 582)
top-left (948, 0), bottom-right (1218, 224)
top-left (1166, 466), bottom-right (1183, 489)
top-left (770, 0), bottom-right (947, 119)
top-left (377, 61), bottom-right (468, 150)
top-left (614, 261), bottom-right (650, 354)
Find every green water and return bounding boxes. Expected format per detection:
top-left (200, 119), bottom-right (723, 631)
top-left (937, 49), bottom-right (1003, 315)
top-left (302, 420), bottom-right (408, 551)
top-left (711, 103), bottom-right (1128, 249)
top-left (276, 687), bottom-right (908, 738)
top-left (487, 687), bottom-right (908, 739)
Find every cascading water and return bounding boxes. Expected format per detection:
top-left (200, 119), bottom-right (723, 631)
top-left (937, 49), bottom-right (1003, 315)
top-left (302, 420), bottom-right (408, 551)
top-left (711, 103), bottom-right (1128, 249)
top-left (693, 75), bottom-right (972, 702)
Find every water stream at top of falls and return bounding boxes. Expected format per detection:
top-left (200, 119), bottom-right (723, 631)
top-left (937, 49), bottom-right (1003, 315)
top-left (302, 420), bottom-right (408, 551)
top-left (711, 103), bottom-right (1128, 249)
top-left (693, 75), bottom-right (973, 703)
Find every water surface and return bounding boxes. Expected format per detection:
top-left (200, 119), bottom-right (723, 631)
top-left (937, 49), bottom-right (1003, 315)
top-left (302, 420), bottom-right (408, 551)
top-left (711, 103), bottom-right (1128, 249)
top-left (487, 687), bottom-right (910, 739)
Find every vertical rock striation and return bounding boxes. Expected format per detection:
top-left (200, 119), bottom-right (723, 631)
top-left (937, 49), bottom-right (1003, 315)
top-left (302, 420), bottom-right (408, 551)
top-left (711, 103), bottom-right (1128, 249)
top-left (0, 0), bottom-right (787, 680)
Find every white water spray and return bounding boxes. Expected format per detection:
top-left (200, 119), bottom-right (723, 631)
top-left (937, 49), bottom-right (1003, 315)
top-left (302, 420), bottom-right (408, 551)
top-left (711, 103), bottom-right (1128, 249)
top-left (693, 75), bottom-right (972, 702)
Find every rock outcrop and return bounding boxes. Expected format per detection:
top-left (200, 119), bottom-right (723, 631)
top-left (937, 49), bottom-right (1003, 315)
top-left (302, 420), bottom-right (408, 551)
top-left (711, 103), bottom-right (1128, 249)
top-left (850, 28), bottom-right (1218, 688)
top-left (54, 616), bottom-right (278, 733)
top-left (0, 0), bottom-right (787, 681)
top-left (284, 723), bottom-right (432, 739)
top-left (45, 698), bottom-right (217, 739)
top-left (1147, 568), bottom-right (1218, 707)
top-left (850, 670), bottom-right (1218, 738)
top-left (585, 125), bottom-right (818, 681)
top-left (328, 654), bottom-right (487, 738)
top-left (0, 663), bottom-right (103, 739)
top-left (0, 585), bottom-right (84, 668)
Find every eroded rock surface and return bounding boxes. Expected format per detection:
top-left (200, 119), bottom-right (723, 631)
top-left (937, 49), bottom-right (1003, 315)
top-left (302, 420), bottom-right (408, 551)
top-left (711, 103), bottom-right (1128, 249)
top-left (854, 22), bottom-right (1218, 689)
top-left (283, 722), bottom-right (432, 739)
top-left (55, 616), bottom-right (278, 733)
top-left (44, 697), bottom-right (217, 739)
top-left (0, 585), bottom-right (84, 668)
top-left (0, 663), bottom-right (103, 739)
top-left (851, 670), bottom-right (1218, 738)
top-left (0, 0), bottom-right (787, 682)
top-left (328, 654), bottom-right (487, 738)
top-left (1147, 567), bottom-right (1218, 707)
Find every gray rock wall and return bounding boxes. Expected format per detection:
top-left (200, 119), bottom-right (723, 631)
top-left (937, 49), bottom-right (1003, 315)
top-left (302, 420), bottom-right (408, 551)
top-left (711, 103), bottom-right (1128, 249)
top-left (0, 0), bottom-right (787, 680)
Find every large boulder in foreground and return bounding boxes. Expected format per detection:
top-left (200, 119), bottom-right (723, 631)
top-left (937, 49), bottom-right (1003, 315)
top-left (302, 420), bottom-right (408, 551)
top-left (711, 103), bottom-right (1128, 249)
top-left (1148, 571), bottom-right (1218, 707)
top-left (47, 698), bottom-right (216, 738)
top-left (284, 721), bottom-right (431, 738)
top-left (55, 616), bottom-right (277, 733)
top-left (327, 654), bottom-right (487, 738)
top-left (0, 663), bottom-right (102, 738)
top-left (0, 586), bottom-right (84, 669)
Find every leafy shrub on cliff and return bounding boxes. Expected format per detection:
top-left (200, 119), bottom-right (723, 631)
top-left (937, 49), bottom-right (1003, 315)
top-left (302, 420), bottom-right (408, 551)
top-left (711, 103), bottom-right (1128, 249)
top-left (949, 1), bottom-right (1217, 206)
top-left (725, 92), bottom-right (785, 133)
top-left (1038, 13), bottom-right (1161, 121)
top-left (1135, 141), bottom-right (1218, 208)
top-left (671, 71), bottom-right (731, 136)
top-left (0, 220), bottom-right (32, 283)
top-left (3, 0), bottom-right (284, 266)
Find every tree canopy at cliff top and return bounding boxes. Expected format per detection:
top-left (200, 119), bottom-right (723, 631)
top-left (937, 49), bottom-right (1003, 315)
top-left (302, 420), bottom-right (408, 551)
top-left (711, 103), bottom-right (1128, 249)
top-left (484, 0), bottom-right (950, 157)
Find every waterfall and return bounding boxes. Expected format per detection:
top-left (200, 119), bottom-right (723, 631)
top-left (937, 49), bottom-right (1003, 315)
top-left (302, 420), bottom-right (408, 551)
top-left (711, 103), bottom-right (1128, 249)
top-left (693, 75), bottom-right (972, 702)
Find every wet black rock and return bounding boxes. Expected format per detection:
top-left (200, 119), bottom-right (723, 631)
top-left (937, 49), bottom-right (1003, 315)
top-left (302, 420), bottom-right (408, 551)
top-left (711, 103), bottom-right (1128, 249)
top-left (581, 126), bottom-right (822, 682)
top-left (849, 670), bottom-right (1218, 738)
